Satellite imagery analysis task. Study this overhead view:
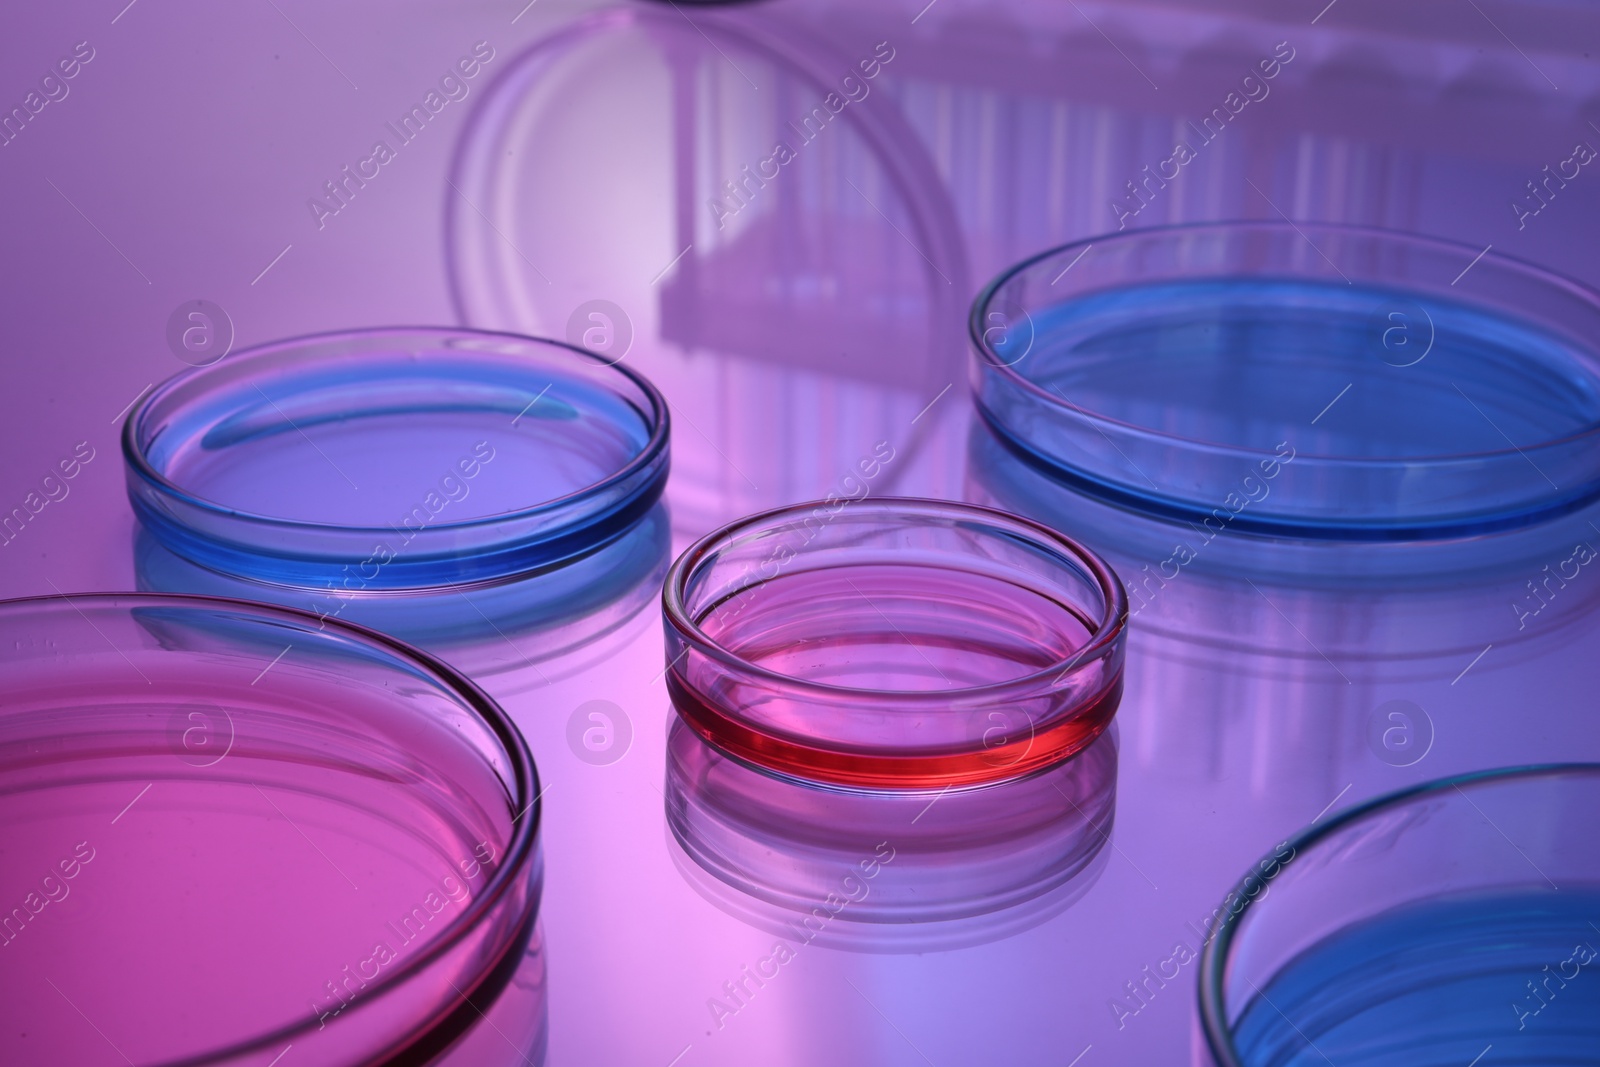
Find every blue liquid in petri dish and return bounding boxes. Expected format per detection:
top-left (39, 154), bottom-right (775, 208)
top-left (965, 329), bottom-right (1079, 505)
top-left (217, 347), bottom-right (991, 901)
top-left (1016, 278), bottom-right (1600, 461)
top-left (1231, 888), bottom-right (1600, 1067)
top-left (151, 360), bottom-right (651, 526)
top-left (129, 329), bottom-right (669, 589)
top-left (980, 275), bottom-right (1600, 537)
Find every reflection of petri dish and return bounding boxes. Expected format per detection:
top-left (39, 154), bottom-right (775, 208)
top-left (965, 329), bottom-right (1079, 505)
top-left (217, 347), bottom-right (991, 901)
top-left (0, 593), bottom-right (544, 1066)
top-left (1199, 765), bottom-right (1600, 1067)
top-left (447, 6), bottom-right (966, 383)
top-left (968, 415), bottom-right (1600, 668)
top-left (972, 223), bottom-right (1600, 539)
top-left (447, 7), bottom-right (969, 535)
top-left (667, 717), bottom-right (1115, 952)
top-left (125, 327), bottom-right (668, 589)
top-left (662, 498), bottom-right (1127, 789)
top-left (134, 503), bottom-right (670, 687)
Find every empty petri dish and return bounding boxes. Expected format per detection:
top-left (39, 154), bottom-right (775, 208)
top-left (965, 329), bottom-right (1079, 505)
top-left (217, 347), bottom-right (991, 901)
top-left (1198, 764), bottom-right (1600, 1067)
top-left (972, 222), bottom-right (1600, 539)
top-left (661, 497), bottom-right (1127, 789)
top-left (0, 593), bottom-right (545, 1066)
top-left (124, 326), bottom-right (668, 590)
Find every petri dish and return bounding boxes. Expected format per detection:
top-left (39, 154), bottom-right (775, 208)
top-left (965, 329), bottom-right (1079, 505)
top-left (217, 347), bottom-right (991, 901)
top-left (972, 222), bottom-right (1600, 540)
top-left (667, 717), bottom-right (1116, 951)
top-left (0, 593), bottom-right (545, 1066)
top-left (124, 326), bottom-right (669, 590)
top-left (1199, 764), bottom-right (1600, 1067)
top-left (661, 497), bottom-right (1128, 789)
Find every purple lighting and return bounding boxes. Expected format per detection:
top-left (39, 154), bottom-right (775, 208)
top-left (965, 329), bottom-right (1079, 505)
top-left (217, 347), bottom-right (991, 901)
top-left (0, 595), bottom-right (544, 1065)
top-left (2, 1), bottom-right (1599, 1064)
top-left (662, 497), bottom-right (1127, 789)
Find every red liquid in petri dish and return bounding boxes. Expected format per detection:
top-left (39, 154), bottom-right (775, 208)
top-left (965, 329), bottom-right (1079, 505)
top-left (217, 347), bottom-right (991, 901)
top-left (663, 499), bottom-right (1127, 790)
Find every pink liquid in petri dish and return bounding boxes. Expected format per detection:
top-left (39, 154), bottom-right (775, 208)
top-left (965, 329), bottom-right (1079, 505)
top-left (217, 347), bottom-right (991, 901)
top-left (0, 596), bottom-right (541, 1067)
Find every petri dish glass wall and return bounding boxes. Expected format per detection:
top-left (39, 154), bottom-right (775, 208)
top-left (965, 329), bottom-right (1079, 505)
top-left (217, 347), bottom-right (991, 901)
top-left (0, 593), bottom-right (546, 1066)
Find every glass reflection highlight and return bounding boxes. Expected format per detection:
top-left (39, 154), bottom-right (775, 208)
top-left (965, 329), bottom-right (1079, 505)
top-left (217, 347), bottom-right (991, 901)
top-left (137, 502), bottom-right (668, 692)
top-left (666, 718), bottom-right (1117, 953)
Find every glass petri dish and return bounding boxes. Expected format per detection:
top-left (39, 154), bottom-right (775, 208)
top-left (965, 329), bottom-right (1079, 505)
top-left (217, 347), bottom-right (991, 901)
top-left (972, 222), bottom-right (1600, 540)
top-left (0, 593), bottom-right (544, 1066)
top-left (124, 326), bottom-right (669, 589)
top-left (1198, 764), bottom-right (1600, 1067)
top-left (661, 497), bottom-right (1127, 789)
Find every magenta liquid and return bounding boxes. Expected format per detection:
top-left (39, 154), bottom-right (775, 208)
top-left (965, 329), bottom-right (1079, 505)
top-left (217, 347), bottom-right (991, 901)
top-left (3, 775), bottom-right (498, 1063)
top-left (0, 597), bottom-right (540, 1066)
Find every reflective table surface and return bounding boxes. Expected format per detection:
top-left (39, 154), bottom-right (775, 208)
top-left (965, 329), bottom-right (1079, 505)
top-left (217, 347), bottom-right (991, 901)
top-left (3, 1), bottom-right (1598, 1063)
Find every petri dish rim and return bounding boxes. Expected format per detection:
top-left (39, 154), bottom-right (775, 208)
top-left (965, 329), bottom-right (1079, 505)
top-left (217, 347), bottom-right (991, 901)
top-left (123, 324), bottom-right (671, 537)
top-left (661, 496), bottom-right (1129, 704)
top-left (970, 220), bottom-right (1600, 468)
top-left (0, 590), bottom-right (544, 1067)
top-left (1196, 762), bottom-right (1600, 1067)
